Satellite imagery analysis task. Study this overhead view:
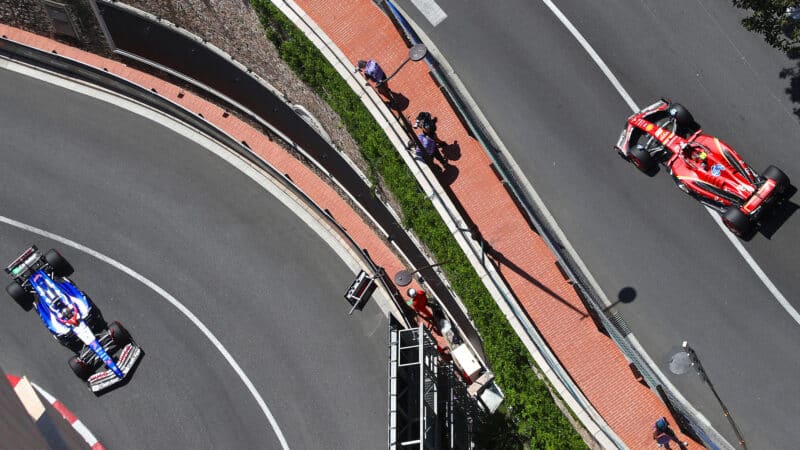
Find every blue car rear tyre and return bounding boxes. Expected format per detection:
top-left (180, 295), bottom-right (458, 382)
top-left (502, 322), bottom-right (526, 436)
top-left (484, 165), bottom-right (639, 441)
top-left (6, 282), bottom-right (33, 311)
top-left (45, 249), bottom-right (74, 278)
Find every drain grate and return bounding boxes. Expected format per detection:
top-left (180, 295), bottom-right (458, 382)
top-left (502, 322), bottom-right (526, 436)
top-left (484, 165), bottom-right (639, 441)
top-left (608, 312), bottom-right (631, 337)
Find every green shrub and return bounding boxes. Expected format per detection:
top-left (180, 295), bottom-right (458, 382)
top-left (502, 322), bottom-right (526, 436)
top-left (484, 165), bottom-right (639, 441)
top-left (251, 1), bottom-right (586, 447)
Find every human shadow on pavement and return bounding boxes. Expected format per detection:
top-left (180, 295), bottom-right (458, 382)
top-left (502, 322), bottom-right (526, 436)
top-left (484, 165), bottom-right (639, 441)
top-left (387, 92), bottom-right (409, 112)
top-left (432, 163), bottom-right (459, 186)
top-left (441, 140), bottom-right (461, 162)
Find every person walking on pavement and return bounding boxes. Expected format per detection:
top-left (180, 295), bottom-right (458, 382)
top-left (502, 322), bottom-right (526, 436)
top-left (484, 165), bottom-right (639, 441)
top-left (652, 417), bottom-right (688, 449)
top-left (406, 288), bottom-right (432, 320)
top-left (357, 59), bottom-right (394, 100)
top-left (409, 132), bottom-right (448, 168)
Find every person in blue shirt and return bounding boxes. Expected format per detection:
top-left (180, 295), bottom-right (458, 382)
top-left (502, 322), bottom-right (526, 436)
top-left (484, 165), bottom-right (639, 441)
top-left (357, 59), bottom-right (394, 100)
top-left (411, 132), bottom-right (448, 167)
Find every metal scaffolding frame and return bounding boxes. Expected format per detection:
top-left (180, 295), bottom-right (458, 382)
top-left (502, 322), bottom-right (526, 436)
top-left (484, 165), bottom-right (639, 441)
top-left (389, 325), bottom-right (479, 449)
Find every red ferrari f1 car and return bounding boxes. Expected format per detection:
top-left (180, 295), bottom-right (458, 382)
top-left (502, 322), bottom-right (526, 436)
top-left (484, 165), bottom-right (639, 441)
top-left (614, 99), bottom-right (789, 236)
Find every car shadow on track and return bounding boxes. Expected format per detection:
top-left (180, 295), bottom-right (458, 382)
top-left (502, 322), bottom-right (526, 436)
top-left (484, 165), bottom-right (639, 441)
top-left (756, 185), bottom-right (798, 239)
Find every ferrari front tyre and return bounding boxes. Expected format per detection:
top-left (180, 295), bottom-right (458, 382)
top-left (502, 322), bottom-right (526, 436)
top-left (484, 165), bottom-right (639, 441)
top-left (45, 249), bottom-right (74, 278)
top-left (6, 282), bottom-right (33, 311)
top-left (68, 356), bottom-right (93, 381)
top-left (627, 144), bottom-right (656, 173)
top-left (762, 165), bottom-right (789, 191)
top-left (722, 208), bottom-right (753, 237)
top-left (109, 321), bottom-right (132, 347)
top-left (669, 103), bottom-right (694, 130)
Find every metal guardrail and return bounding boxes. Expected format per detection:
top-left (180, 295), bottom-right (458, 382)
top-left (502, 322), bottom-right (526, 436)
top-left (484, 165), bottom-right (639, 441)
top-left (0, 36), bottom-right (411, 329)
top-left (380, 1), bottom-right (732, 449)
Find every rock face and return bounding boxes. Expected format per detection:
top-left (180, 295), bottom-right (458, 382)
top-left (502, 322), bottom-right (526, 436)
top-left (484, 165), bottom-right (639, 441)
top-left (2, 0), bottom-right (112, 55)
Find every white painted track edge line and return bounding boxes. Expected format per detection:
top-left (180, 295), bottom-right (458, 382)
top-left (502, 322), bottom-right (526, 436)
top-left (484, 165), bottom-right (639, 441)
top-left (540, 0), bottom-right (637, 112)
top-left (706, 208), bottom-right (800, 325)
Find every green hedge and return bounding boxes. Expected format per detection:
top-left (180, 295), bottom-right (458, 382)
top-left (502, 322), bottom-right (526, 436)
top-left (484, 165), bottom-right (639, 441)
top-left (251, 2), bottom-right (586, 448)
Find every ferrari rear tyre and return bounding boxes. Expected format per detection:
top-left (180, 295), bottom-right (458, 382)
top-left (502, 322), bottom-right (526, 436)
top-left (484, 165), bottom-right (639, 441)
top-left (628, 144), bottom-right (656, 173)
top-left (722, 208), bottom-right (753, 237)
top-left (6, 282), bottom-right (33, 311)
top-left (68, 356), bottom-right (93, 381)
top-left (762, 165), bottom-right (789, 191)
top-left (45, 249), bottom-right (74, 278)
top-left (669, 103), bottom-right (694, 130)
top-left (109, 321), bottom-right (132, 347)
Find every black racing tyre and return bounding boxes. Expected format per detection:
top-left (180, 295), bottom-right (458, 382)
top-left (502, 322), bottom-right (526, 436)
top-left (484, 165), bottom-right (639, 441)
top-left (628, 144), bottom-right (656, 173)
top-left (68, 356), bottom-right (93, 381)
top-left (108, 321), bottom-right (132, 347)
top-left (762, 165), bottom-right (789, 191)
top-left (45, 249), bottom-right (74, 278)
top-left (669, 103), bottom-right (694, 129)
top-left (722, 207), bottom-right (754, 237)
top-left (6, 282), bottom-right (33, 311)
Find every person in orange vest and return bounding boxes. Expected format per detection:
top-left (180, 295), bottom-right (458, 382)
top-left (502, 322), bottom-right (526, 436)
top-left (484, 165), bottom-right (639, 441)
top-left (406, 288), bottom-right (432, 320)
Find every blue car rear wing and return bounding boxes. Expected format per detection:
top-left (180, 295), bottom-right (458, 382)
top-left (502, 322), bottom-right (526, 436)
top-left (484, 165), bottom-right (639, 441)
top-left (5, 245), bottom-right (45, 282)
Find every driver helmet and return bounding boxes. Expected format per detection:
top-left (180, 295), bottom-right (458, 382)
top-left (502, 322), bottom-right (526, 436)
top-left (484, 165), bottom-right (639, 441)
top-left (407, 288), bottom-right (417, 298)
top-left (682, 144), bottom-right (707, 164)
top-left (43, 285), bottom-right (76, 325)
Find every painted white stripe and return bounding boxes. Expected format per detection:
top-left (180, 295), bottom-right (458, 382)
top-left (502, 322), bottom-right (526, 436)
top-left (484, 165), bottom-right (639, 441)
top-left (1, 216), bottom-right (290, 449)
top-left (539, 0), bottom-right (798, 327)
top-left (707, 210), bottom-right (800, 324)
top-left (70, 420), bottom-right (99, 445)
top-left (30, 382), bottom-right (57, 404)
top-left (539, 0), bottom-right (637, 112)
top-left (410, 0), bottom-right (447, 27)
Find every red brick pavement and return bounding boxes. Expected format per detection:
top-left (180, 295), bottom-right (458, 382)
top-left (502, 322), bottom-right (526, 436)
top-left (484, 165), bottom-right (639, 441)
top-left (290, 0), bottom-right (699, 448)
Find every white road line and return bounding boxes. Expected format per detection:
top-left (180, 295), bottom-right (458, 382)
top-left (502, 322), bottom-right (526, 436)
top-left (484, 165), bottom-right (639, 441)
top-left (707, 210), bottom-right (800, 324)
top-left (538, 0), bottom-right (799, 326)
top-left (0, 215), bottom-right (290, 450)
top-left (410, 0), bottom-right (447, 27)
top-left (540, 0), bottom-right (637, 112)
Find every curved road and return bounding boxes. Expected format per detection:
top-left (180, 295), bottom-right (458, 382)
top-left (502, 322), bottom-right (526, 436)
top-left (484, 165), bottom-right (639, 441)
top-left (395, 0), bottom-right (800, 447)
top-left (0, 65), bottom-right (387, 448)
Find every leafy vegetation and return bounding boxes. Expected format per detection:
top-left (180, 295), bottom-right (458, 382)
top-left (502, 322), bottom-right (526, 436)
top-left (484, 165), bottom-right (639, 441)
top-left (731, 0), bottom-right (800, 51)
top-left (250, 1), bottom-right (586, 448)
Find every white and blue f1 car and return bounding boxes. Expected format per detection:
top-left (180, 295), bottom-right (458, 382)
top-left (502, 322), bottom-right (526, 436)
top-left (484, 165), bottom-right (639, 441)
top-left (5, 245), bottom-right (142, 393)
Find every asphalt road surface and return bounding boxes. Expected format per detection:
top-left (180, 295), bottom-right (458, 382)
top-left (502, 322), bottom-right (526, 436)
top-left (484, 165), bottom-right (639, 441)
top-left (0, 66), bottom-right (388, 449)
top-left (395, 0), bottom-right (800, 447)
